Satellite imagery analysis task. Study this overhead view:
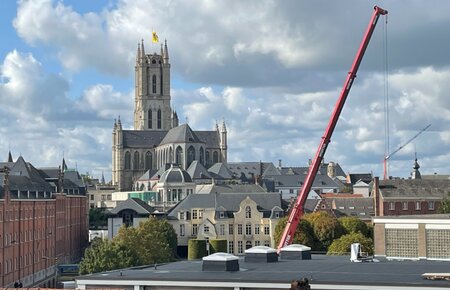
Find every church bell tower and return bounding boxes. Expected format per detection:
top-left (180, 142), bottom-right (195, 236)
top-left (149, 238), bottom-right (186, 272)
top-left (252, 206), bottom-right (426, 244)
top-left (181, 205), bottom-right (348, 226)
top-left (134, 39), bottom-right (177, 130)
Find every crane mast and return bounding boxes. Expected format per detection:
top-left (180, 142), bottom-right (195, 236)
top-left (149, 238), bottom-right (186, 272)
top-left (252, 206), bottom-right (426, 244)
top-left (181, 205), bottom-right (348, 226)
top-left (277, 6), bottom-right (388, 252)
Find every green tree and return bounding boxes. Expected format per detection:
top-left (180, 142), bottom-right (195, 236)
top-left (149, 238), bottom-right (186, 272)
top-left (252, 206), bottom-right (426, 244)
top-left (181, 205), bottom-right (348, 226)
top-left (273, 216), bottom-right (316, 249)
top-left (438, 192), bottom-right (450, 213)
top-left (79, 217), bottom-right (177, 274)
top-left (89, 208), bottom-right (108, 229)
top-left (338, 216), bottom-right (369, 237)
top-left (327, 232), bottom-right (373, 255)
top-left (303, 212), bottom-right (344, 250)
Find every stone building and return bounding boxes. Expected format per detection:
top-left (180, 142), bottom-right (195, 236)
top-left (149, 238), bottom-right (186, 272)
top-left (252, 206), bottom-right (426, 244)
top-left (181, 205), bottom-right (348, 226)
top-left (112, 40), bottom-right (227, 191)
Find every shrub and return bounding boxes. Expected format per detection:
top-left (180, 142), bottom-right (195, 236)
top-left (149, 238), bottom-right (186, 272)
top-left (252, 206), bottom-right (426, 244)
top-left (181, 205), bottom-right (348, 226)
top-left (327, 232), bottom-right (373, 255)
top-left (209, 239), bottom-right (227, 254)
top-left (188, 239), bottom-right (207, 260)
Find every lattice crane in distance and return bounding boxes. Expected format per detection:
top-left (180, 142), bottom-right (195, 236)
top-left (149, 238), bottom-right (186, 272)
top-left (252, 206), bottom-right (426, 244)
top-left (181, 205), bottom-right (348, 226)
top-left (277, 6), bottom-right (388, 252)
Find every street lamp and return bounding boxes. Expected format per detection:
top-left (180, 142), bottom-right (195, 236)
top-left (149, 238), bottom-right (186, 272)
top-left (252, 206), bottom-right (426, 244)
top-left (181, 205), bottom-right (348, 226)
top-left (42, 256), bottom-right (58, 288)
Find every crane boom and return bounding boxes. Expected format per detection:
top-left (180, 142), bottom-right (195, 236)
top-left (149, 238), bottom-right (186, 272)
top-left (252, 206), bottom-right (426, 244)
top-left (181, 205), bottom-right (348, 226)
top-left (383, 123), bottom-right (431, 179)
top-left (277, 6), bottom-right (388, 252)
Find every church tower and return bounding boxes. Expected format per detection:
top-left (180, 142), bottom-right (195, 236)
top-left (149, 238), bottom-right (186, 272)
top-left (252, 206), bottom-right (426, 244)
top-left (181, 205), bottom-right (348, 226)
top-left (134, 39), bottom-right (177, 130)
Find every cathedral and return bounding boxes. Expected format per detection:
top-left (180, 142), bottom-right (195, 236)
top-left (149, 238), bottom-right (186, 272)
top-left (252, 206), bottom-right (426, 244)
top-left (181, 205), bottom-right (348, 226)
top-left (112, 40), bottom-right (227, 191)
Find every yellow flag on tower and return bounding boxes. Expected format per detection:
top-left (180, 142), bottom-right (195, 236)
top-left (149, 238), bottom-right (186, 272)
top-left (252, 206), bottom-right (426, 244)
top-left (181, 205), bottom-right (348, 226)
top-left (152, 31), bottom-right (159, 43)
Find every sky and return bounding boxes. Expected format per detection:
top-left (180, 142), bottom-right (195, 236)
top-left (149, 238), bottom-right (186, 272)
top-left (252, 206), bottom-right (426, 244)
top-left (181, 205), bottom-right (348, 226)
top-left (1, 0), bottom-right (450, 181)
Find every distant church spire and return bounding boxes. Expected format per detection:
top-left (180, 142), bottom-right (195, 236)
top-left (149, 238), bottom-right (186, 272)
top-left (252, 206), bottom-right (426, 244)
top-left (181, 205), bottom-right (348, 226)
top-left (411, 154), bottom-right (421, 180)
top-left (7, 151), bottom-right (13, 162)
top-left (140, 39), bottom-right (146, 59)
top-left (163, 39), bottom-right (169, 64)
top-left (101, 170), bottom-right (105, 184)
top-left (136, 42), bottom-right (141, 63)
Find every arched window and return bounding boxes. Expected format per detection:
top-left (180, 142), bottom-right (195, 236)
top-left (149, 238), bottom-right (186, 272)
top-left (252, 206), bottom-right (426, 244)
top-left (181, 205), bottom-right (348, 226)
top-left (213, 151), bottom-right (219, 163)
top-left (124, 151), bottom-right (131, 170)
top-left (169, 147), bottom-right (174, 163)
top-left (157, 109), bottom-right (162, 129)
top-left (133, 151), bottom-right (140, 170)
top-left (199, 147), bottom-right (204, 165)
top-left (245, 206), bottom-right (251, 218)
top-left (187, 146), bottom-right (195, 167)
top-left (145, 151), bottom-right (152, 170)
top-left (148, 109), bottom-right (152, 129)
top-left (205, 151), bottom-right (210, 166)
top-left (175, 146), bottom-right (183, 168)
top-left (152, 74), bottom-right (157, 94)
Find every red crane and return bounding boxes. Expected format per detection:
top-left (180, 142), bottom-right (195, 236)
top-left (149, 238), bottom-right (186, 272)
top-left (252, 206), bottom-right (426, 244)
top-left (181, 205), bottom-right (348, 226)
top-left (277, 6), bottom-right (388, 252)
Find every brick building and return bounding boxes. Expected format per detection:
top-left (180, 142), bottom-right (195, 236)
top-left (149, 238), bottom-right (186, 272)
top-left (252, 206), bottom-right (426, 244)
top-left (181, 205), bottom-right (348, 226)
top-left (0, 154), bottom-right (88, 288)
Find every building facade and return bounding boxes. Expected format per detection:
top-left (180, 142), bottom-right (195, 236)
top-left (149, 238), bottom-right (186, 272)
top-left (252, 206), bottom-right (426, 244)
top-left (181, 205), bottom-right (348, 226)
top-left (0, 155), bottom-right (88, 288)
top-left (112, 40), bottom-right (227, 191)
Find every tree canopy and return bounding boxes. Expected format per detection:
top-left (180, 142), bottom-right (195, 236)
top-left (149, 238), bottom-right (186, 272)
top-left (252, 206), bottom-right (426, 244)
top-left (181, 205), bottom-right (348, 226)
top-left (327, 232), bottom-right (373, 255)
top-left (80, 217), bottom-right (177, 274)
top-left (438, 192), bottom-right (450, 214)
top-left (338, 216), bottom-right (370, 237)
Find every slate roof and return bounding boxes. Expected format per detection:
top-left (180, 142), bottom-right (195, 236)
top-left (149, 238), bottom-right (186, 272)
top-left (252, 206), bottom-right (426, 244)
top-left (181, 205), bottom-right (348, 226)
top-left (195, 183), bottom-right (267, 194)
top-left (159, 164), bottom-right (192, 183)
top-left (208, 163), bottom-right (233, 179)
top-left (378, 179), bottom-right (450, 199)
top-left (122, 130), bottom-right (167, 148)
top-left (195, 131), bottom-right (220, 148)
top-left (168, 192), bottom-right (282, 219)
top-left (109, 198), bottom-right (155, 215)
top-left (280, 162), bottom-right (346, 177)
top-left (332, 197), bottom-right (374, 219)
top-left (160, 124), bottom-right (202, 145)
top-left (227, 162), bottom-right (280, 180)
top-left (348, 173), bottom-right (373, 184)
top-left (264, 173), bottom-right (340, 189)
top-left (186, 161), bottom-right (212, 179)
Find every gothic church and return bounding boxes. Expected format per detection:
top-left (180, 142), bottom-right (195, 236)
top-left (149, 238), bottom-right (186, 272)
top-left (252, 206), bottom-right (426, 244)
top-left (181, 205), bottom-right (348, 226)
top-left (112, 40), bottom-right (227, 191)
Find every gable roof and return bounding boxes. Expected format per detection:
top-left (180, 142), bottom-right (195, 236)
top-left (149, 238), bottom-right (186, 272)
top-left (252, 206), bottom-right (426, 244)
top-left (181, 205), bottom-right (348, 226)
top-left (208, 163), bottom-right (233, 179)
top-left (160, 124), bottom-right (202, 145)
top-left (186, 161), bottom-right (212, 179)
top-left (195, 183), bottom-right (267, 194)
top-left (348, 173), bottom-right (373, 184)
top-left (378, 179), bottom-right (450, 199)
top-left (122, 130), bottom-right (168, 148)
top-left (109, 198), bottom-right (155, 215)
top-left (195, 131), bottom-right (220, 148)
top-left (227, 162), bottom-right (280, 180)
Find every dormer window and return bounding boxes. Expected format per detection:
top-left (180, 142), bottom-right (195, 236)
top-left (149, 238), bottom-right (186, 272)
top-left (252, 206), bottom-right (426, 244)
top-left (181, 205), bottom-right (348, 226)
top-left (219, 212), bottom-right (225, 218)
top-left (179, 212), bottom-right (185, 220)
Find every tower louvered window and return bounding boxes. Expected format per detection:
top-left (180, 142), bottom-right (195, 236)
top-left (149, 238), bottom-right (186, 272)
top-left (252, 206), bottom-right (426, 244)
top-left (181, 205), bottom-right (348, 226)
top-left (124, 152), bottom-right (131, 170)
top-left (157, 109), bottom-right (162, 129)
top-left (152, 75), bottom-right (157, 93)
top-left (148, 109), bottom-right (152, 129)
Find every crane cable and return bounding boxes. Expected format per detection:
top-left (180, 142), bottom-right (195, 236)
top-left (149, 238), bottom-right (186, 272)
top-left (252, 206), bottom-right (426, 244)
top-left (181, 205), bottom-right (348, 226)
top-left (383, 14), bottom-right (390, 179)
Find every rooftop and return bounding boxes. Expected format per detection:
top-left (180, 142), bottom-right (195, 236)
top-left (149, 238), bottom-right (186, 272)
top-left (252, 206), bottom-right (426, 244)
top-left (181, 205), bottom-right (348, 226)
top-left (76, 255), bottom-right (450, 289)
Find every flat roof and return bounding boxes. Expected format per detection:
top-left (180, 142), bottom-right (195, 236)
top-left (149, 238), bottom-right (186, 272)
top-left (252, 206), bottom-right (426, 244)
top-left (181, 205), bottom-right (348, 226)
top-left (76, 255), bottom-right (450, 289)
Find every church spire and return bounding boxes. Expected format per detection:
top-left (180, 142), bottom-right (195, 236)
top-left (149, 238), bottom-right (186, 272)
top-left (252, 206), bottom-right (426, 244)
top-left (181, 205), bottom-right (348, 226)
top-left (7, 151), bottom-right (13, 162)
top-left (136, 42), bottom-right (141, 63)
top-left (117, 115), bottom-right (122, 130)
top-left (140, 39), bottom-right (146, 60)
top-left (411, 154), bottom-right (421, 180)
top-left (163, 39), bottom-right (169, 64)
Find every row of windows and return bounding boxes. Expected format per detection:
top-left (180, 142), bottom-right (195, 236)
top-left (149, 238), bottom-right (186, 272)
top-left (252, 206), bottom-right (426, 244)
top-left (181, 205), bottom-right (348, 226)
top-left (1, 229), bottom-right (53, 247)
top-left (147, 109), bottom-right (162, 129)
top-left (0, 247), bottom-right (54, 275)
top-left (229, 240), bottom-right (271, 254)
top-left (0, 206), bottom-right (55, 222)
top-left (184, 223), bottom-right (270, 237)
top-left (388, 201), bottom-right (435, 211)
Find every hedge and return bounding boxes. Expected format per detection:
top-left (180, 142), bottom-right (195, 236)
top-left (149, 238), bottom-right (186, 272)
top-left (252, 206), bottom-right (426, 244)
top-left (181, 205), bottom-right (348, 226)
top-left (209, 239), bottom-right (227, 254)
top-left (188, 239), bottom-right (207, 260)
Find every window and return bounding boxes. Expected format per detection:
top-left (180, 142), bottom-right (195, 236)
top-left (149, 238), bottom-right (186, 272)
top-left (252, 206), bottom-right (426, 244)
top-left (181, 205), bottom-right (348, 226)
top-left (179, 224), bottom-right (185, 236)
top-left (245, 224), bottom-right (252, 235)
top-left (264, 225), bottom-right (270, 235)
top-left (101, 195), bottom-right (106, 201)
top-left (219, 224), bottom-right (225, 236)
top-left (145, 151), bottom-right (152, 170)
top-left (245, 206), bottom-right (251, 218)
top-left (254, 225), bottom-right (260, 235)
top-left (198, 210), bottom-right (203, 219)
top-left (213, 151), bottom-right (219, 163)
top-left (187, 146), bottom-right (195, 168)
top-left (402, 202), bottom-right (408, 210)
top-left (124, 151), bottom-right (131, 170)
top-left (152, 74), bottom-right (157, 93)
top-left (389, 202), bottom-right (395, 210)
top-left (107, 195), bottom-right (111, 201)
top-left (148, 109), bottom-right (152, 129)
top-left (229, 224), bottom-right (234, 235)
top-left (219, 212), bottom-right (225, 218)
top-left (133, 151), bottom-right (140, 170)
top-left (157, 109), bottom-right (162, 129)
top-left (192, 210), bottom-right (198, 219)
top-left (90, 195), bottom-right (94, 201)
top-left (175, 146), bottom-right (183, 167)
top-left (228, 241), bottom-right (234, 254)
top-left (179, 212), bottom-right (185, 220)
top-left (192, 224), bottom-right (198, 236)
top-left (238, 241), bottom-right (243, 254)
top-left (237, 224), bottom-right (243, 235)
top-left (428, 201), bottom-right (435, 210)
top-left (415, 201), bottom-right (421, 210)
top-left (199, 147), bottom-right (204, 164)
top-left (264, 240), bottom-right (270, 247)
top-left (204, 226), bottom-right (209, 233)
top-left (254, 240), bottom-right (260, 246)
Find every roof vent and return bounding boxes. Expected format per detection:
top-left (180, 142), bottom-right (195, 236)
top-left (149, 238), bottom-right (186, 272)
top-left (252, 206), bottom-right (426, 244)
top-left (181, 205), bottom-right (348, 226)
top-left (202, 252), bottom-right (239, 272)
top-left (244, 246), bottom-right (278, 263)
top-left (279, 244), bottom-right (312, 260)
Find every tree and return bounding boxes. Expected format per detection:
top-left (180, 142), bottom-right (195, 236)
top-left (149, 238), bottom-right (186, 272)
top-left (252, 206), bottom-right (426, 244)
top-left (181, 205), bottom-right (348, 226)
top-left (303, 212), bottom-right (344, 250)
top-left (79, 217), bottom-right (177, 274)
top-left (338, 216), bottom-right (369, 237)
top-left (89, 208), bottom-right (108, 229)
top-left (327, 232), bottom-right (373, 255)
top-left (273, 216), bottom-right (316, 249)
top-left (438, 192), bottom-right (450, 213)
